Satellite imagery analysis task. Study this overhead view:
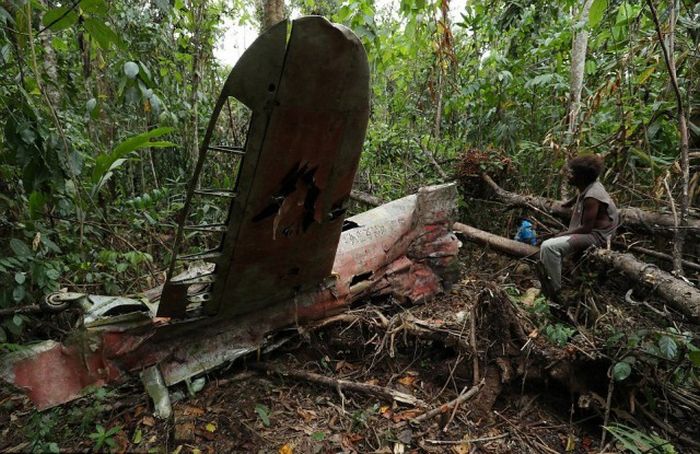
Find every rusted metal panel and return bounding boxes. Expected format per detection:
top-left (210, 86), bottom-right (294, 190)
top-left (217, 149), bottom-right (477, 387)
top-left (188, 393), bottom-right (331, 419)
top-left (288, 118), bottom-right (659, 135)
top-left (158, 17), bottom-right (370, 318)
top-left (207, 17), bottom-right (370, 317)
top-left (0, 184), bottom-right (460, 410)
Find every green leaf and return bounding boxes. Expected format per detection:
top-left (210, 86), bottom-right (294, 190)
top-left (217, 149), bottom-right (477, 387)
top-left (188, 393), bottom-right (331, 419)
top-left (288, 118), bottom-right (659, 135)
top-left (612, 361), bottom-right (631, 381)
top-left (588, 0), bottom-right (606, 28)
top-left (80, 0), bottom-right (106, 14)
top-left (124, 61), bottom-right (140, 79)
top-left (658, 336), bottom-right (678, 360)
top-left (12, 286), bottom-right (25, 303)
top-left (42, 6), bottom-right (79, 31)
top-left (91, 127), bottom-right (175, 194)
top-left (28, 191), bottom-right (47, 219)
top-left (689, 351), bottom-right (700, 367)
top-left (311, 431), bottom-right (326, 441)
top-left (12, 314), bottom-right (23, 327)
top-left (83, 18), bottom-right (120, 50)
top-left (254, 404), bottom-right (270, 427)
top-left (637, 66), bottom-right (655, 84)
top-left (10, 239), bottom-right (32, 257)
top-left (14, 272), bottom-right (25, 285)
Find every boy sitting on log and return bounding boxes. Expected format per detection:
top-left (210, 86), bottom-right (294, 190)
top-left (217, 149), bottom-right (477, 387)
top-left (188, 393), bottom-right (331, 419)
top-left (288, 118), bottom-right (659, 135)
top-left (537, 155), bottom-right (620, 302)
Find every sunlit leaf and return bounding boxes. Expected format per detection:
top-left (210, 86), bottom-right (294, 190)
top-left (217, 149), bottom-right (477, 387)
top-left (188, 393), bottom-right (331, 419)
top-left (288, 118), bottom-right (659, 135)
top-left (588, 0), bottom-right (606, 28)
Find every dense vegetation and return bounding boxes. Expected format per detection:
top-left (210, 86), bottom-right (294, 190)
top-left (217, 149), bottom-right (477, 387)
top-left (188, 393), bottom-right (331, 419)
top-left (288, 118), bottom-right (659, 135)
top-left (0, 0), bottom-right (697, 342)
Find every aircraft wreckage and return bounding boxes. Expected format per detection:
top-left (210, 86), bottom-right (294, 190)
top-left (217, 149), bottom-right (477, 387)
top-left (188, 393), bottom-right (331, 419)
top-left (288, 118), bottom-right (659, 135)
top-left (0, 17), bottom-right (461, 412)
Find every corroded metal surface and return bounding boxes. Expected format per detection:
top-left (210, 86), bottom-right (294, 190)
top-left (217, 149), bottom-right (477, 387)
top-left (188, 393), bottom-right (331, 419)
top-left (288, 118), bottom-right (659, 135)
top-left (0, 184), bottom-right (460, 410)
top-left (0, 16), bottom-right (460, 411)
top-left (158, 16), bottom-right (370, 318)
top-left (208, 17), bottom-right (370, 317)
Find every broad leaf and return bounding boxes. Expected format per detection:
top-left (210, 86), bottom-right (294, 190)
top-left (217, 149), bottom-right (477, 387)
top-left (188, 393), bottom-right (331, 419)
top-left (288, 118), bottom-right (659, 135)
top-left (588, 0), bottom-right (606, 28)
top-left (658, 336), bottom-right (678, 360)
top-left (612, 361), bottom-right (631, 381)
top-left (42, 6), bottom-right (79, 31)
top-left (10, 239), bottom-right (32, 257)
top-left (91, 128), bottom-right (176, 195)
top-left (83, 18), bottom-right (120, 50)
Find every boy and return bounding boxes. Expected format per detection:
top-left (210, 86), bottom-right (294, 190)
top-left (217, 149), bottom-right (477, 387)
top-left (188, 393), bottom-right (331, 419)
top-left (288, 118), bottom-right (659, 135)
top-left (538, 155), bottom-right (619, 301)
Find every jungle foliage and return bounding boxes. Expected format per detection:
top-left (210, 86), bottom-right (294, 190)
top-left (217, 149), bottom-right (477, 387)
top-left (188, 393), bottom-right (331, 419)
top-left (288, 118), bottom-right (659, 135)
top-left (0, 0), bottom-right (698, 344)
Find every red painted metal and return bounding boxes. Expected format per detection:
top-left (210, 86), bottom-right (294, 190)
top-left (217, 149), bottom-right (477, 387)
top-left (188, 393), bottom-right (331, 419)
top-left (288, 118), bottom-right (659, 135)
top-left (0, 184), bottom-right (460, 410)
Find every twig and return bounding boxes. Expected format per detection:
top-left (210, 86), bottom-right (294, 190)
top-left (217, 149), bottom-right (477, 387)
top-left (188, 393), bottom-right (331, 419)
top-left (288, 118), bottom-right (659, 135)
top-left (253, 363), bottom-right (426, 407)
top-left (419, 144), bottom-right (450, 180)
top-left (0, 304), bottom-right (42, 316)
top-left (662, 173), bottom-right (679, 246)
top-left (411, 378), bottom-right (484, 425)
top-left (470, 305), bottom-right (480, 383)
top-left (443, 384), bottom-right (468, 432)
top-left (424, 433), bottom-right (509, 445)
top-left (600, 368), bottom-right (615, 447)
top-left (638, 404), bottom-right (700, 448)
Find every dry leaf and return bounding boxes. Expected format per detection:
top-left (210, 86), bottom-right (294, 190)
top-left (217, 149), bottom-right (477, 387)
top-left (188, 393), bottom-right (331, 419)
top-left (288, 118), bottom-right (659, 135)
top-left (391, 409), bottom-right (422, 422)
top-left (141, 416), bottom-right (155, 427)
top-left (184, 406), bottom-right (206, 417)
top-left (397, 375), bottom-right (416, 386)
top-left (296, 408), bottom-right (317, 422)
top-left (565, 434), bottom-right (576, 452)
top-left (451, 442), bottom-right (470, 454)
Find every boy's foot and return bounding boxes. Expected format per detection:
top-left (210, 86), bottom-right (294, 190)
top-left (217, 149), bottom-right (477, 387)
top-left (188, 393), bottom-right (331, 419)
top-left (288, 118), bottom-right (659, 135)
top-left (534, 261), bottom-right (560, 304)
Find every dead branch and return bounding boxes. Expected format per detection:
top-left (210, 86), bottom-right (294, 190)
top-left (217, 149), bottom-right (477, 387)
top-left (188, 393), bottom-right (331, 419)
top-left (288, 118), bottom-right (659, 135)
top-left (350, 189), bottom-right (383, 207)
top-left (615, 242), bottom-right (700, 272)
top-left (410, 378), bottom-right (484, 425)
top-left (0, 305), bottom-right (42, 316)
top-left (253, 363), bottom-right (426, 407)
top-left (419, 145), bottom-right (450, 180)
top-left (453, 222), bottom-right (539, 258)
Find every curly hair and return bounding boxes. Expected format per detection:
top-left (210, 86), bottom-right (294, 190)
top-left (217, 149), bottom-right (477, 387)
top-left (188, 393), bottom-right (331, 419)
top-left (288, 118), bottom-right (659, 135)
top-left (568, 154), bottom-right (603, 185)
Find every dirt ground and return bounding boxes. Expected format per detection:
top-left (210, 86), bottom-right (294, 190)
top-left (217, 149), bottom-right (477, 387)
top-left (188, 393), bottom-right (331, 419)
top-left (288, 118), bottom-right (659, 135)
top-left (1, 246), bottom-right (698, 453)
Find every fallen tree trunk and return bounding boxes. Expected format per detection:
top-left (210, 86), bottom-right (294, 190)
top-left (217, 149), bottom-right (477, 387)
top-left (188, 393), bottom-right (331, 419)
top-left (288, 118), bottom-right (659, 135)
top-left (481, 173), bottom-right (700, 232)
top-left (453, 222), bottom-right (700, 320)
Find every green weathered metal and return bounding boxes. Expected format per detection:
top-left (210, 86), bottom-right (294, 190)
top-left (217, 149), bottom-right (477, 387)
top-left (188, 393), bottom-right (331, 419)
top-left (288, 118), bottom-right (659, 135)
top-left (158, 17), bottom-right (370, 318)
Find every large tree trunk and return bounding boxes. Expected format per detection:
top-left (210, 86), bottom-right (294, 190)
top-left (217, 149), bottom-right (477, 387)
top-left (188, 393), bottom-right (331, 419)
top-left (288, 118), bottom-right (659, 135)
top-left (566, 0), bottom-right (594, 144)
top-left (453, 222), bottom-right (700, 320)
top-left (261, 0), bottom-right (285, 31)
top-left (480, 173), bottom-right (700, 232)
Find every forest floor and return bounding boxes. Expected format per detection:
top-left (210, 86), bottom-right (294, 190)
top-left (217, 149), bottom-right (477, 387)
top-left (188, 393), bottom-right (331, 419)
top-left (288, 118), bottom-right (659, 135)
top-left (1, 244), bottom-right (698, 453)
